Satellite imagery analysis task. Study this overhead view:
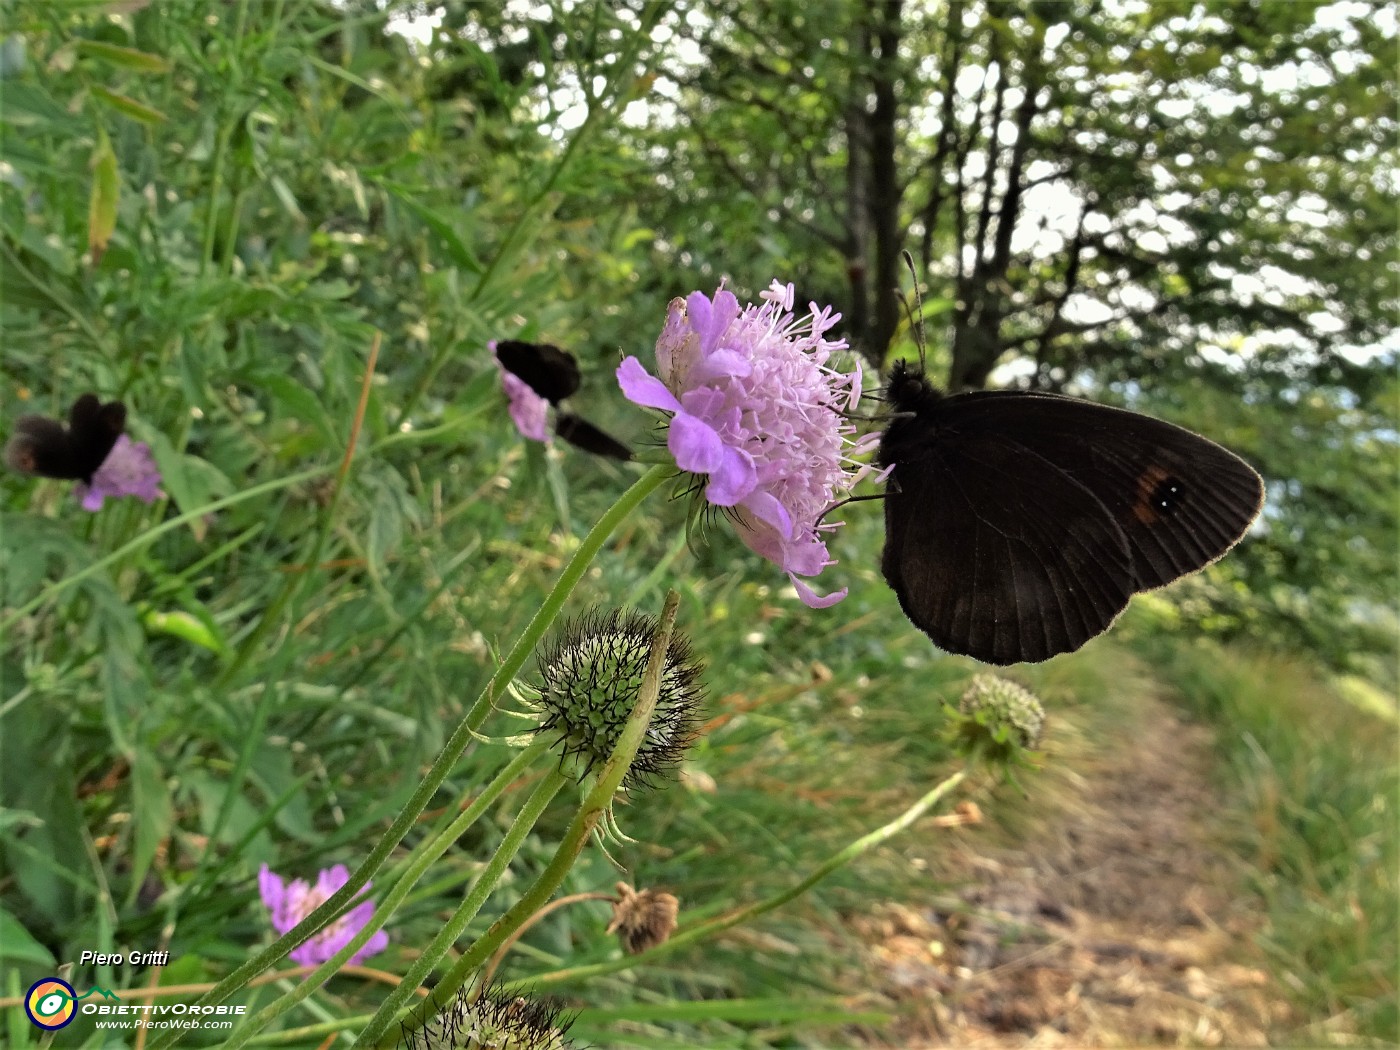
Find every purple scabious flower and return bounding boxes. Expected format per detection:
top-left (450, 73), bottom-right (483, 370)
top-left (617, 281), bottom-right (870, 608)
top-left (490, 340), bottom-right (552, 444)
top-left (258, 863), bottom-right (389, 967)
top-left (75, 435), bottom-right (164, 512)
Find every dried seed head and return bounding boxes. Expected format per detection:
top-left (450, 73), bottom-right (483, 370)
top-left (535, 608), bottom-right (704, 792)
top-left (606, 882), bottom-right (679, 955)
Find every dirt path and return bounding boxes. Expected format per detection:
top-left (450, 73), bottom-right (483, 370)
top-left (850, 687), bottom-right (1293, 1047)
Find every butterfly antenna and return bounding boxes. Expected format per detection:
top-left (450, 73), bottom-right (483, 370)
top-left (815, 491), bottom-right (890, 529)
top-left (899, 250), bottom-right (929, 374)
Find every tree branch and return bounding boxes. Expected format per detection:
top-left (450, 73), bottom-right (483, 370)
top-left (917, 5), bottom-right (965, 274)
top-left (685, 108), bottom-right (847, 251)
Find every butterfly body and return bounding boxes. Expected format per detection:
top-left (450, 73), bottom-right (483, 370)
top-left (878, 360), bottom-right (1264, 664)
top-left (494, 340), bottom-right (582, 405)
top-left (5, 394), bottom-right (126, 484)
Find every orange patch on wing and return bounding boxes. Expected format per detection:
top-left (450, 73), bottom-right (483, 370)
top-left (1132, 463), bottom-right (1172, 525)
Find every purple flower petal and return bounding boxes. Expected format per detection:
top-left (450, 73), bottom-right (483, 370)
top-left (791, 574), bottom-right (848, 609)
top-left (668, 412), bottom-right (725, 474)
top-left (690, 347), bottom-right (752, 385)
top-left (620, 279), bottom-right (865, 605)
top-left (699, 289), bottom-right (741, 351)
top-left (705, 445), bottom-right (757, 506)
top-left (684, 291), bottom-right (715, 350)
top-left (618, 356), bottom-right (682, 412)
top-left (77, 435), bottom-right (163, 512)
top-left (318, 865), bottom-right (348, 897)
top-left (678, 386), bottom-right (726, 420)
top-left (258, 864), bottom-right (284, 916)
top-left (258, 862), bottom-right (388, 968)
top-left (742, 490), bottom-right (792, 537)
top-left (492, 342), bottom-right (552, 443)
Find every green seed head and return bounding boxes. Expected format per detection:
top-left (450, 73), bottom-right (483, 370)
top-left (535, 608), bottom-right (704, 792)
top-left (403, 984), bottom-right (575, 1050)
top-left (952, 674), bottom-right (1046, 759)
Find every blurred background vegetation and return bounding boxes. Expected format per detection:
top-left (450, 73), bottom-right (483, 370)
top-left (0, 0), bottom-right (1394, 1046)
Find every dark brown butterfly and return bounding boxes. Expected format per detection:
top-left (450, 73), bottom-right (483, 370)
top-left (494, 340), bottom-right (632, 461)
top-left (4, 393), bottom-right (127, 484)
top-left (494, 340), bottom-right (581, 405)
top-left (878, 360), bottom-right (1264, 664)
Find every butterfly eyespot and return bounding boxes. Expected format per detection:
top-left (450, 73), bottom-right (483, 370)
top-left (1131, 464), bottom-right (1187, 523)
top-left (6, 442), bottom-right (37, 473)
top-left (1155, 479), bottom-right (1186, 510)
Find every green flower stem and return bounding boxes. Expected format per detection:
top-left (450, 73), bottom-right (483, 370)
top-left (242, 1015), bottom-right (372, 1046)
top-left (0, 465), bottom-right (333, 635)
top-left (516, 768), bottom-right (969, 991)
top-left (218, 740), bottom-right (551, 1050)
top-left (374, 590), bottom-right (683, 1050)
top-left (187, 333), bottom-right (381, 920)
top-left (148, 464), bottom-right (668, 1049)
top-left (378, 736), bottom-right (550, 899)
top-left (352, 768), bottom-right (569, 1048)
top-left (460, 463), bottom-right (670, 732)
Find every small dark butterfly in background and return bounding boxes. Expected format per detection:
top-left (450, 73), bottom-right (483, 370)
top-left (494, 340), bottom-right (632, 461)
top-left (4, 393), bottom-right (127, 484)
top-left (878, 359), bottom-right (1264, 665)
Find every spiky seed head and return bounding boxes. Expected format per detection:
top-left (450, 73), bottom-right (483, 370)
top-left (535, 608), bottom-right (704, 792)
top-left (401, 982), bottom-right (575, 1050)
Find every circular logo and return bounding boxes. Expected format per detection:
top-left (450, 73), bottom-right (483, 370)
top-left (25, 977), bottom-right (77, 1031)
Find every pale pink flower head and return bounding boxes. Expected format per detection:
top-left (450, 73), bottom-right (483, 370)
top-left (490, 340), bottom-right (551, 444)
top-left (617, 280), bottom-right (870, 608)
top-left (258, 863), bottom-right (389, 967)
top-left (75, 435), bottom-right (163, 512)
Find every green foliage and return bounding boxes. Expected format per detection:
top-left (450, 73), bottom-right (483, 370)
top-left (0, 0), bottom-right (1394, 1046)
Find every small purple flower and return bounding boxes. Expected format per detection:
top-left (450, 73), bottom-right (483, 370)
top-left (75, 435), bottom-right (163, 512)
top-left (258, 863), bottom-right (389, 967)
top-left (617, 281), bottom-right (872, 608)
top-left (490, 340), bottom-right (551, 444)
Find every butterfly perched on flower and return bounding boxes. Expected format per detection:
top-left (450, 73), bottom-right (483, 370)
top-left (6, 393), bottom-right (163, 511)
top-left (876, 357), bottom-right (1264, 664)
top-left (492, 340), bottom-right (632, 461)
top-left (5, 393), bottom-right (127, 483)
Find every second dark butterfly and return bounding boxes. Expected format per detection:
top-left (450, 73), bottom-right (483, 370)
top-left (4, 393), bottom-right (127, 483)
top-left (878, 360), bottom-right (1264, 665)
top-left (494, 340), bottom-right (632, 461)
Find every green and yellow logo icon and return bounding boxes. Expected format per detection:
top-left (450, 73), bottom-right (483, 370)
top-left (24, 977), bottom-right (119, 1030)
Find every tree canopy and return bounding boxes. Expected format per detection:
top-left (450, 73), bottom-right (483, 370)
top-left (2, 0), bottom-right (1395, 668)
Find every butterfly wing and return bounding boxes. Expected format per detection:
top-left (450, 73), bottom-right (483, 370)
top-left (5, 414), bottom-right (76, 478)
top-left (934, 391), bottom-right (1264, 591)
top-left (494, 341), bottom-right (581, 404)
top-left (4, 394), bottom-right (126, 482)
top-left (555, 412), bottom-right (633, 461)
top-left (882, 415), bottom-right (1138, 663)
top-left (67, 394), bottom-right (127, 482)
top-left (880, 389), bottom-right (1263, 663)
